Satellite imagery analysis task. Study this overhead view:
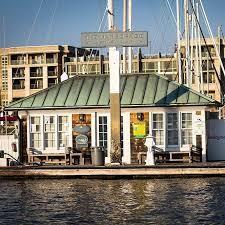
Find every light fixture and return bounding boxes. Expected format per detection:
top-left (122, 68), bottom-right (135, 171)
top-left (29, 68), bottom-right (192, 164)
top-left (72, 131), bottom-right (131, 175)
top-left (79, 114), bottom-right (85, 122)
top-left (137, 113), bottom-right (144, 121)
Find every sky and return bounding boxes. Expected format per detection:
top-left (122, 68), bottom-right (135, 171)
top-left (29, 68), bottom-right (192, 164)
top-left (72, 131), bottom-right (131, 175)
top-left (0, 0), bottom-right (225, 55)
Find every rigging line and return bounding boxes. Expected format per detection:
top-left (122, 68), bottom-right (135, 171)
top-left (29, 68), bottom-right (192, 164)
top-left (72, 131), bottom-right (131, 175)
top-left (165, 0), bottom-right (183, 39)
top-left (14, 0), bottom-right (44, 80)
top-left (158, 2), bottom-right (174, 54)
top-left (150, 0), bottom-right (164, 53)
top-left (199, 0), bottom-right (225, 82)
top-left (86, 5), bottom-right (108, 74)
top-left (27, 0), bottom-right (45, 45)
top-left (189, 0), bottom-right (225, 96)
top-left (151, 0), bottom-right (168, 54)
top-left (46, 0), bottom-right (59, 43)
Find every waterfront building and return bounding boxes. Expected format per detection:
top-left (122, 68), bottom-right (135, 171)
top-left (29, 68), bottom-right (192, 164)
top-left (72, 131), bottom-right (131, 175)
top-left (6, 73), bottom-right (219, 164)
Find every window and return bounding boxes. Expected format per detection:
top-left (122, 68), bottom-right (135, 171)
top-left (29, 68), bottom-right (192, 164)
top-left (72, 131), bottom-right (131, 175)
top-left (30, 116), bottom-right (41, 148)
top-left (98, 116), bottom-right (108, 152)
top-left (44, 116), bottom-right (55, 148)
top-left (58, 116), bottom-right (69, 147)
top-left (167, 113), bottom-right (178, 146)
top-left (181, 113), bottom-right (192, 145)
top-left (121, 116), bottom-right (123, 156)
top-left (152, 113), bottom-right (164, 145)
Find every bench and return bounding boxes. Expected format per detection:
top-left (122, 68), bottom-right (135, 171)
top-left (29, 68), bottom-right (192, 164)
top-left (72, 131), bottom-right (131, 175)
top-left (138, 150), bottom-right (192, 164)
top-left (27, 153), bottom-right (68, 165)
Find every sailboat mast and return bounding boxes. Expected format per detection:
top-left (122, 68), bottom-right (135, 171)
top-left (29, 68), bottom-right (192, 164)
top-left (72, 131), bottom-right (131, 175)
top-left (128, 0), bottom-right (132, 73)
top-left (196, 2), bottom-right (203, 93)
top-left (184, 0), bottom-right (191, 87)
top-left (176, 0), bottom-right (182, 84)
top-left (123, 0), bottom-right (127, 74)
top-left (107, 0), bottom-right (114, 30)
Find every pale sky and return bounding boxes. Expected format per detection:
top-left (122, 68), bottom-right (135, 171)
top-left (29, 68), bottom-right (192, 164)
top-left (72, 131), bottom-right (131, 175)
top-left (0, 0), bottom-right (225, 54)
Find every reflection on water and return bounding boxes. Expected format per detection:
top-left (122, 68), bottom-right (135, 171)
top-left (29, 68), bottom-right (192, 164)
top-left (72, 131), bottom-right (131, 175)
top-left (0, 178), bottom-right (225, 224)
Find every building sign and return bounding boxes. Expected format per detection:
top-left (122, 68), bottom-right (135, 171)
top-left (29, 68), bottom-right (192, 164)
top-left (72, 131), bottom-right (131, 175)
top-left (73, 125), bottom-right (91, 134)
top-left (133, 122), bottom-right (146, 138)
top-left (0, 116), bottom-right (18, 121)
top-left (81, 31), bottom-right (148, 48)
top-left (75, 134), bottom-right (88, 148)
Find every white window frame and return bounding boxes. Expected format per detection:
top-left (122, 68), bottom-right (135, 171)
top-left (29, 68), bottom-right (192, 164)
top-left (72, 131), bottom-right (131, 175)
top-left (181, 112), bottom-right (193, 146)
top-left (58, 115), bottom-right (70, 148)
top-left (152, 113), bottom-right (165, 146)
top-left (30, 116), bottom-right (41, 149)
top-left (44, 115), bottom-right (56, 149)
top-left (166, 112), bottom-right (179, 147)
top-left (97, 115), bottom-right (108, 150)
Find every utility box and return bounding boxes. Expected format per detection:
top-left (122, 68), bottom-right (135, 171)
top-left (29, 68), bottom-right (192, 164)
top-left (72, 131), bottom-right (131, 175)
top-left (207, 119), bottom-right (225, 161)
top-left (91, 147), bottom-right (105, 166)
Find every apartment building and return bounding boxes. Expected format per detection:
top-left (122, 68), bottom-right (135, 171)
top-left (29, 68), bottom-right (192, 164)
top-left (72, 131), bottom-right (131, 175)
top-left (1, 37), bottom-right (224, 108)
top-left (0, 45), bottom-right (76, 106)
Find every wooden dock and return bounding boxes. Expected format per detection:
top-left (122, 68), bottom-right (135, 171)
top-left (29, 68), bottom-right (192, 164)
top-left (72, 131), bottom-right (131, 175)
top-left (1, 163), bottom-right (225, 179)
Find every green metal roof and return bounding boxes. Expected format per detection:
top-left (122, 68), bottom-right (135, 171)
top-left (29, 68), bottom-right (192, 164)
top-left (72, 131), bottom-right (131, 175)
top-left (6, 73), bottom-right (219, 111)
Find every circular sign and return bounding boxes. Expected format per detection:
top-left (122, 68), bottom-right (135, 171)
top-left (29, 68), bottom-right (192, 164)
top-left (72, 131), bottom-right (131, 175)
top-left (75, 134), bottom-right (88, 145)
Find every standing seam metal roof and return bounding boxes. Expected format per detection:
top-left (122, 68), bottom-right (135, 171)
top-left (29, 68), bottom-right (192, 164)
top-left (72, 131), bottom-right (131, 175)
top-left (6, 73), bottom-right (219, 110)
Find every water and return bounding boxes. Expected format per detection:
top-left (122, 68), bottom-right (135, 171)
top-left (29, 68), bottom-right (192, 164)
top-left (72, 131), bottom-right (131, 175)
top-left (0, 178), bottom-right (225, 225)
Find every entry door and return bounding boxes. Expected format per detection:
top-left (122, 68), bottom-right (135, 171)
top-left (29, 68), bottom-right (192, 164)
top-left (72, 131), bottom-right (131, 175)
top-left (196, 135), bottom-right (202, 149)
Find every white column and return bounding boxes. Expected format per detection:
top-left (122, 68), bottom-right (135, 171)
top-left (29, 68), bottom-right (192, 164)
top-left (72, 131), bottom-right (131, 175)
top-left (43, 66), bottom-right (48, 89)
top-left (91, 112), bottom-right (96, 147)
top-left (69, 114), bottom-right (73, 148)
top-left (25, 66), bottom-right (30, 96)
top-left (8, 68), bottom-right (13, 102)
top-left (41, 115), bottom-right (45, 151)
top-left (122, 112), bottom-right (131, 164)
top-left (27, 114), bottom-right (30, 149)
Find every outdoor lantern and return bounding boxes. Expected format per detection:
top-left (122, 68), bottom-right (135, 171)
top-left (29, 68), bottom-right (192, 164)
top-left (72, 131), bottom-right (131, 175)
top-left (0, 150), bottom-right (4, 158)
top-left (137, 113), bottom-right (144, 121)
top-left (79, 114), bottom-right (85, 122)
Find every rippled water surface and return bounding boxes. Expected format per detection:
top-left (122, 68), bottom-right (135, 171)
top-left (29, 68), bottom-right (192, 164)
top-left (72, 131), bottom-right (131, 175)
top-left (0, 178), bottom-right (225, 224)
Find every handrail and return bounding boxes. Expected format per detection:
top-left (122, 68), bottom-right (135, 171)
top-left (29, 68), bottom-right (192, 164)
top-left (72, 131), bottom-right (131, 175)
top-left (0, 151), bottom-right (24, 166)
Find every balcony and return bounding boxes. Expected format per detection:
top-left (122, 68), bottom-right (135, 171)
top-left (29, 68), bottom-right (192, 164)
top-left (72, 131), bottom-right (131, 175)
top-left (11, 60), bottom-right (26, 65)
top-left (12, 73), bottom-right (25, 78)
top-left (46, 58), bottom-right (57, 64)
top-left (30, 72), bottom-right (43, 78)
top-left (48, 71), bottom-right (57, 76)
top-left (30, 83), bottom-right (43, 89)
top-left (29, 59), bottom-right (44, 64)
top-left (12, 84), bottom-right (25, 90)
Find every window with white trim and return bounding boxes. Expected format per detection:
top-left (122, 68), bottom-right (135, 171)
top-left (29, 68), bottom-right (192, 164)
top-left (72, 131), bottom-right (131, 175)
top-left (121, 116), bottom-right (123, 156)
top-left (98, 116), bottom-right (108, 152)
top-left (44, 116), bottom-right (55, 147)
top-left (167, 113), bottom-right (178, 146)
top-left (30, 116), bottom-right (41, 148)
top-left (152, 113), bottom-right (164, 145)
top-left (58, 116), bottom-right (69, 147)
top-left (181, 113), bottom-right (192, 145)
